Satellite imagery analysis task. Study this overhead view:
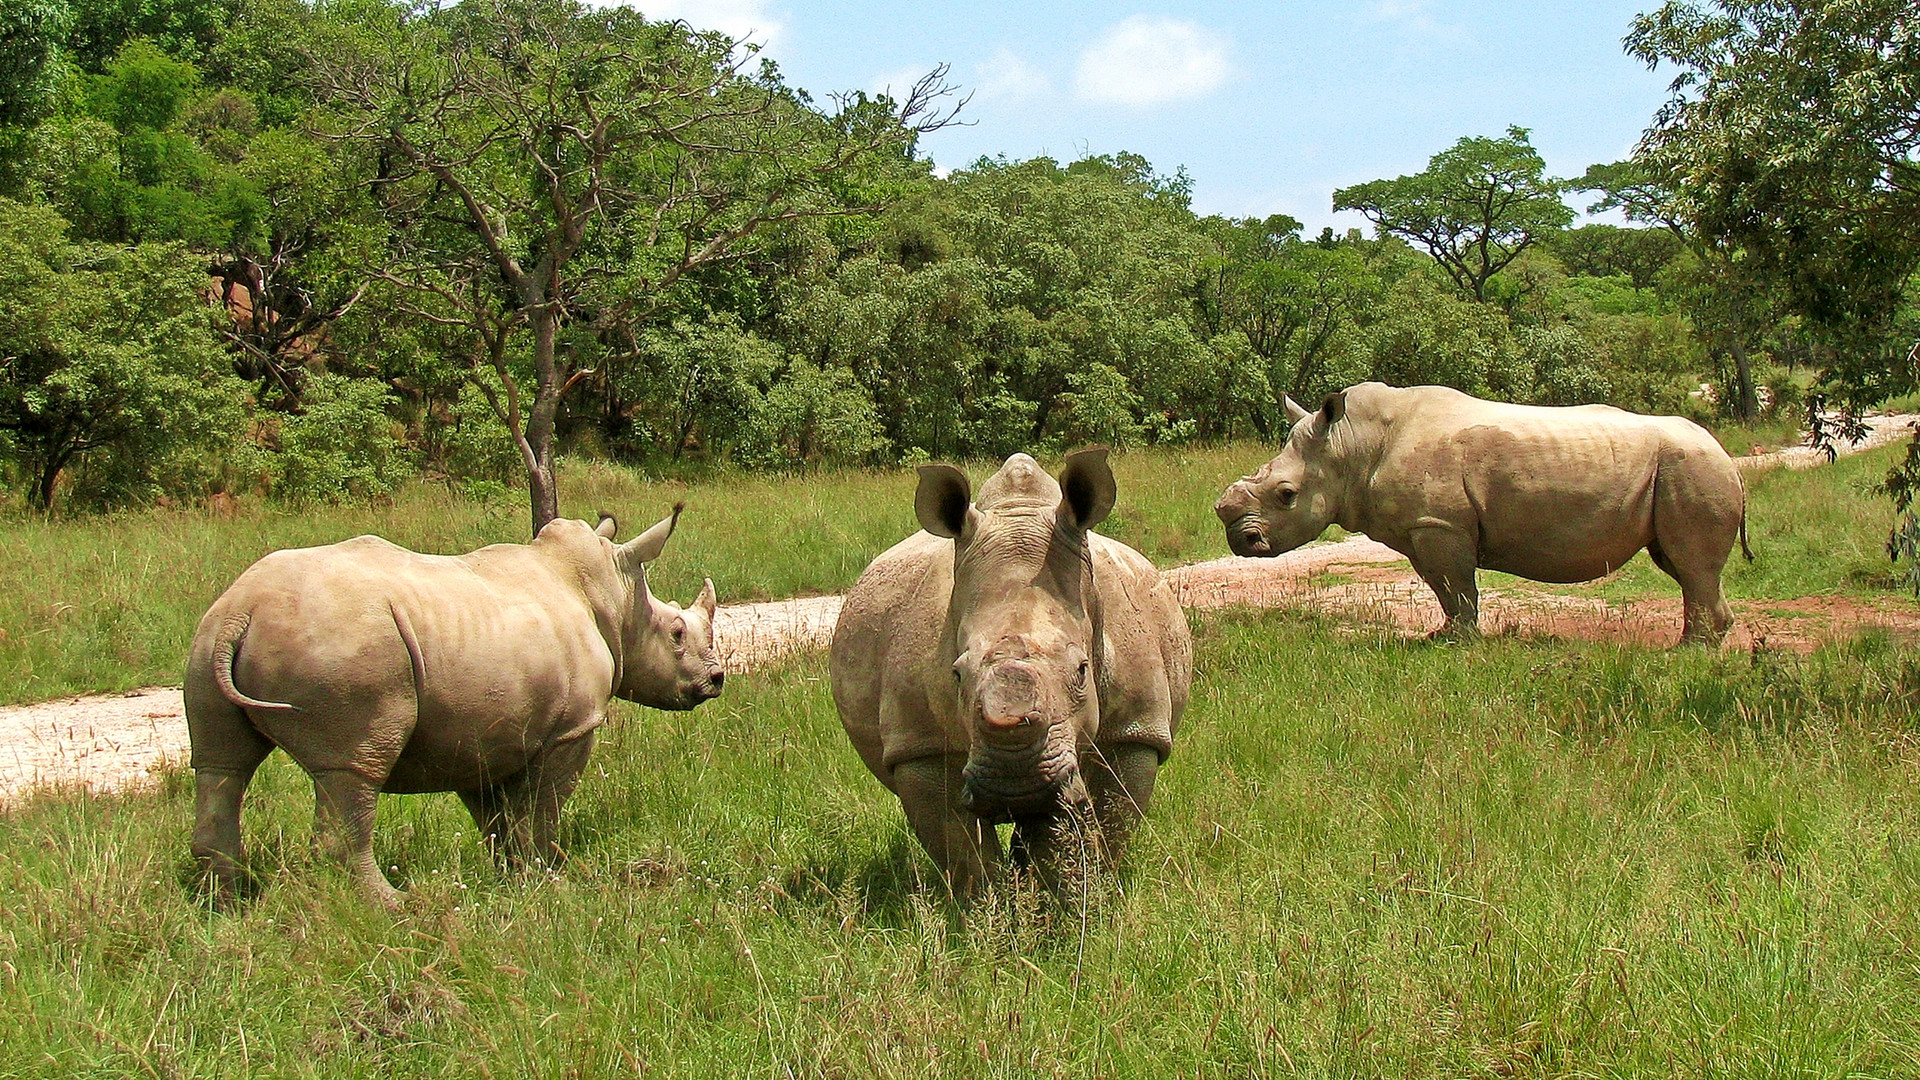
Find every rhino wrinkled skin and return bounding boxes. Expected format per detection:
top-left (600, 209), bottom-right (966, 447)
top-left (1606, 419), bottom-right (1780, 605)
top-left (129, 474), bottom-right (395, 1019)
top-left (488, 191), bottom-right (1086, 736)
top-left (1215, 382), bottom-right (1750, 643)
top-left (831, 450), bottom-right (1193, 897)
top-left (184, 508), bottom-right (723, 907)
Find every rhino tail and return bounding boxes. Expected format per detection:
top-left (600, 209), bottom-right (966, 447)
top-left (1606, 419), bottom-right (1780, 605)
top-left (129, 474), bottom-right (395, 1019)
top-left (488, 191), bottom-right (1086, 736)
top-left (1739, 508), bottom-right (1755, 562)
top-left (212, 612), bottom-right (299, 713)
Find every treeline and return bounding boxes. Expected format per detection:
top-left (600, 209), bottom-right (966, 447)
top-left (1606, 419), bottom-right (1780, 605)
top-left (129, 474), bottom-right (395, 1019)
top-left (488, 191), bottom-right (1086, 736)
top-left (1, 0), bottom-right (1915, 528)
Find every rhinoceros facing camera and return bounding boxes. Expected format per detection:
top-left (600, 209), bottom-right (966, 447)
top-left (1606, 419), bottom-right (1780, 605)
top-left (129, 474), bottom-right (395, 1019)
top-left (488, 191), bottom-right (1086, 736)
top-left (184, 507), bottom-right (722, 908)
top-left (830, 449), bottom-right (1192, 898)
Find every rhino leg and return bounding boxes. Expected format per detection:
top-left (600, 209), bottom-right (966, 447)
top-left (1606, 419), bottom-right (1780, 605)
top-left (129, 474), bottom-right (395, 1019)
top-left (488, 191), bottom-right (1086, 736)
top-left (312, 769), bottom-right (403, 909)
top-left (892, 754), bottom-right (1002, 900)
top-left (188, 709), bottom-right (275, 898)
top-left (495, 730), bottom-right (596, 869)
top-left (1409, 525), bottom-right (1481, 637)
top-left (1085, 741), bottom-right (1160, 859)
top-left (458, 786), bottom-right (511, 861)
top-left (1649, 541), bottom-right (1733, 645)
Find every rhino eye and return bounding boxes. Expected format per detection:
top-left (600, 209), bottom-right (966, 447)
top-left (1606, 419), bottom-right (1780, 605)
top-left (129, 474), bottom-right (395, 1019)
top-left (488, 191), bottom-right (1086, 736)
top-left (1278, 488), bottom-right (1298, 509)
top-left (1075, 659), bottom-right (1090, 685)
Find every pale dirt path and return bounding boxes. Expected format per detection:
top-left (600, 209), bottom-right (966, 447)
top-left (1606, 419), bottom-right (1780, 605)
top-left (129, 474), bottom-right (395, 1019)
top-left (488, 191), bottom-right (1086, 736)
top-left (5, 415), bottom-right (1917, 805)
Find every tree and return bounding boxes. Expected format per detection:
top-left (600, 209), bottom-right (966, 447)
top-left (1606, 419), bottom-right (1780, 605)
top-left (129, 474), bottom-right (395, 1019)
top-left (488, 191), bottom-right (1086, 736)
top-left (313, 0), bottom-right (959, 536)
top-left (1578, 159), bottom-right (1773, 419)
top-left (1626, 0), bottom-right (1920, 407)
top-left (1334, 127), bottom-right (1572, 303)
top-left (0, 197), bottom-right (241, 510)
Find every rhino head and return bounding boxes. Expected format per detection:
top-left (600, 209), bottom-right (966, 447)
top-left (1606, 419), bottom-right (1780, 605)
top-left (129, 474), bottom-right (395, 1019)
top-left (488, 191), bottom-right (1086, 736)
top-left (915, 449), bottom-right (1116, 820)
top-left (593, 507), bottom-right (724, 711)
top-left (1216, 392), bottom-right (1347, 558)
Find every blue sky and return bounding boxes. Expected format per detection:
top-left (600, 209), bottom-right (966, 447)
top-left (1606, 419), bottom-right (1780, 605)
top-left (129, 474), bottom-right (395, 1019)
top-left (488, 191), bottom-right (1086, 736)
top-left (635, 1), bottom-right (1677, 233)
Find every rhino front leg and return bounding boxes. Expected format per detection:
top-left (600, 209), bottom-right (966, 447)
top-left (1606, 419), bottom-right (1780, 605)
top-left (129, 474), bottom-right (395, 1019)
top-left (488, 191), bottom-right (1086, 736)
top-left (1085, 742), bottom-right (1160, 860)
top-left (501, 731), bottom-right (596, 870)
top-left (892, 755), bottom-right (1003, 900)
top-left (312, 768), bottom-right (403, 909)
top-left (1408, 525), bottom-right (1481, 637)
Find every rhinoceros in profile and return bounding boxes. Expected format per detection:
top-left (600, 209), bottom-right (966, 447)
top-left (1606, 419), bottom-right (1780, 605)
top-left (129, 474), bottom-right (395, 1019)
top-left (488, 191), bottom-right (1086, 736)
top-left (1215, 383), bottom-right (1751, 643)
top-left (831, 450), bottom-right (1192, 897)
top-left (184, 507), bottom-right (723, 907)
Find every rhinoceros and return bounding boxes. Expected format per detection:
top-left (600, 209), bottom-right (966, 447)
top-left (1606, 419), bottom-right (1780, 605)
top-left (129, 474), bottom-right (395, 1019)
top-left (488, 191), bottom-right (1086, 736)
top-left (184, 507), bottom-right (723, 906)
top-left (1214, 383), bottom-right (1751, 643)
top-left (830, 450), bottom-right (1192, 897)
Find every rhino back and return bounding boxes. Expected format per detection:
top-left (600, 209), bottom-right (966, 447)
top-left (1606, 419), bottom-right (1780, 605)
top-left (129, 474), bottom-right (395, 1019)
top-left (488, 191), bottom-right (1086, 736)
top-left (1359, 389), bottom-right (1741, 581)
top-left (207, 535), bottom-right (615, 790)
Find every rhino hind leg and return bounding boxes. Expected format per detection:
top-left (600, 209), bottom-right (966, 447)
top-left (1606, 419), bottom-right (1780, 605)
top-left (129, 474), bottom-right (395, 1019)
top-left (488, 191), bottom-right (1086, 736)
top-left (1648, 540), bottom-right (1734, 645)
top-left (312, 768), bottom-right (403, 909)
top-left (186, 687), bottom-right (276, 899)
top-left (1408, 525), bottom-right (1481, 637)
top-left (892, 754), bottom-right (1003, 900)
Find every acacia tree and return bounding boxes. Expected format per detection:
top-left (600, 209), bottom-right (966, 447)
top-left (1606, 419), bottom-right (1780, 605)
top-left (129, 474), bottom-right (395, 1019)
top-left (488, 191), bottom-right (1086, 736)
top-left (312, 0), bottom-right (959, 535)
top-left (1334, 127), bottom-right (1571, 303)
top-left (1626, 0), bottom-right (1920, 408)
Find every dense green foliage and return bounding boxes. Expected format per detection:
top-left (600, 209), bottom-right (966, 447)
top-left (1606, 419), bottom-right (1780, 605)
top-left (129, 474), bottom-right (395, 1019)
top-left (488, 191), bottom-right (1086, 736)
top-left (0, 0), bottom-right (1914, 524)
top-left (7, 613), bottom-right (1920, 1075)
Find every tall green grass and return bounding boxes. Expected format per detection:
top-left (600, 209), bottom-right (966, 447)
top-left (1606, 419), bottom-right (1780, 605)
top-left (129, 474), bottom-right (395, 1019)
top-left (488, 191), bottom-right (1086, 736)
top-left (0, 446), bottom-right (1257, 705)
top-left (4, 611), bottom-right (1920, 1075)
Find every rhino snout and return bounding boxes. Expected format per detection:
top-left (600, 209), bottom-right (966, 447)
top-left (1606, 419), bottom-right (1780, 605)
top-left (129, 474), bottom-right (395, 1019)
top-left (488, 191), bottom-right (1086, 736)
top-left (1223, 513), bottom-right (1272, 558)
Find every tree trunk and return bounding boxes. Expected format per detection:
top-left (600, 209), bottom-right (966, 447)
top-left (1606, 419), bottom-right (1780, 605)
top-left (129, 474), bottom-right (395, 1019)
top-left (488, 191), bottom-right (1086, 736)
top-left (34, 456), bottom-right (61, 512)
top-left (524, 310), bottom-right (564, 537)
top-left (1728, 337), bottom-right (1759, 421)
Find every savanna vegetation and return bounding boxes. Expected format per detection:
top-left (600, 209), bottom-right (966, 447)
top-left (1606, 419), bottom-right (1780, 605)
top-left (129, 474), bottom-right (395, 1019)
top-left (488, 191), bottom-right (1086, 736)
top-left (2, 1), bottom-right (1919, 1074)
top-left (1, 0), bottom-right (1914, 541)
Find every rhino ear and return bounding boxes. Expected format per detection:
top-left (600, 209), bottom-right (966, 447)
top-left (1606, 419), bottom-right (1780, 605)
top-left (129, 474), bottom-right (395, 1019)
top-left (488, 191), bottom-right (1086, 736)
top-left (1319, 391), bottom-right (1346, 427)
top-left (617, 502), bottom-right (683, 572)
top-left (1057, 446), bottom-right (1116, 533)
top-left (1283, 395), bottom-right (1310, 425)
top-left (595, 512), bottom-right (618, 539)
top-left (696, 577), bottom-right (717, 617)
top-left (915, 464), bottom-right (973, 539)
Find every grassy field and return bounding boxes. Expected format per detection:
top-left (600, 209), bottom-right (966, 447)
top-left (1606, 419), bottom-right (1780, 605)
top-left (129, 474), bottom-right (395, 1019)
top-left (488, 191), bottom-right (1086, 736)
top-left (2, 435), bottom-right (1910, 706)
top-left (0, 446), bottom-right (1255, 705)
top-left (4, 610), bottom-right (1920, 1076)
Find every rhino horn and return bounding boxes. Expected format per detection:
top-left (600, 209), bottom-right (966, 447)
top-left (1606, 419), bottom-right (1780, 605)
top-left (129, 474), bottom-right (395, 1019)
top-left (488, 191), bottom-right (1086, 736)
top-left (915, 464), bottom-right (975, 539)
top-left (1057, 447), bottom-right (1116, 533)
top-left (696, 577), bottom-right (717, 616)
top-left (618, 502), bottom-right (684, 570)
top-left (1283, 395), bottom-right (1310, 425)
top-left (594, 512), bottom-right (618, 539)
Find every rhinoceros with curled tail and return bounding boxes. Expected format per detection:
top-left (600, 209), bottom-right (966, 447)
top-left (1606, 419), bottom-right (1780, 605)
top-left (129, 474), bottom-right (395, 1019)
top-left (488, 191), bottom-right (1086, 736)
top-left (1214, 382), bottom-right (1751, 643)
top-left (184, 507), bottom-right (723, 907)
top-left (831, 449), bottom-right (1192, 897)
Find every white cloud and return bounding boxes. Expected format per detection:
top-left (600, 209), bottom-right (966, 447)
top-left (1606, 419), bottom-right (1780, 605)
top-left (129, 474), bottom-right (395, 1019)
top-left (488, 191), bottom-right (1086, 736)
top-left (1364, 0), bottom-right (1473, 47)
top-left (1073, 16), bottom-right (1230, 107)
top-left (976, 49), bottom-right (1052, 103)
top-left (636, 0), bottom-right (781, 50)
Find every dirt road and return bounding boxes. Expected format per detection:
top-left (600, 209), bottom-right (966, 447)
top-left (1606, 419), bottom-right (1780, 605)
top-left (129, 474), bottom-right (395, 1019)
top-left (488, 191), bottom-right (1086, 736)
top-left (5, 415), bottom-right (1916, 804)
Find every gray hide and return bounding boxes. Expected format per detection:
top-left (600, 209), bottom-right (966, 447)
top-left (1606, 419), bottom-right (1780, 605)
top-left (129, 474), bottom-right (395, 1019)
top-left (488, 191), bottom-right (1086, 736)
top-left (183, 508), bottom-right (723, 907)
top-left (1214, 382), bottom-right (1749, 642)
top-left (830, 450), bottom-right (1192, 897)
